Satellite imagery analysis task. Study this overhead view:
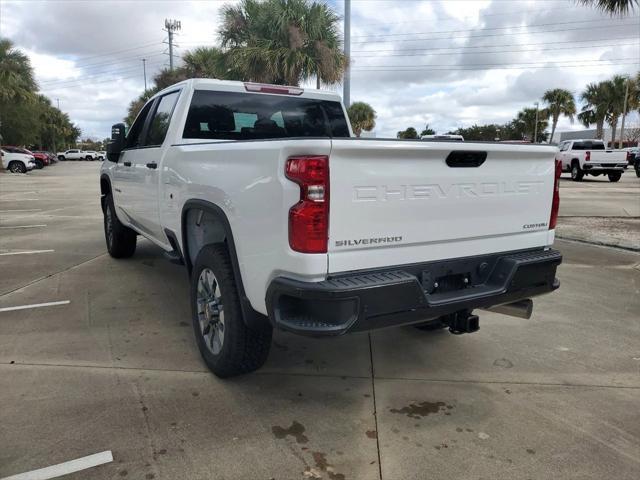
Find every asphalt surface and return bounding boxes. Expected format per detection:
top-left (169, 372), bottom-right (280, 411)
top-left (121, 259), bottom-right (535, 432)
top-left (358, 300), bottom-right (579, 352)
top-left (1, 163), bottom-right (639, 480)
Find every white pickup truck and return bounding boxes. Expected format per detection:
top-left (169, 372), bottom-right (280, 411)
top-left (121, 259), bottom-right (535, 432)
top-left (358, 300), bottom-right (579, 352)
top-left (57, 149), bottom-right (94, 161)
top-left (556, 139), bottom-right (628, 182)
top-left (101, 79), bottom-right (562, 377)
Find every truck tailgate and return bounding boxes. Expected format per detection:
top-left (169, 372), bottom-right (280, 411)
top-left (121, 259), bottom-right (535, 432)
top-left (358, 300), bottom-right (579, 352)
top-left (328, 139), bottom-right (557, 273)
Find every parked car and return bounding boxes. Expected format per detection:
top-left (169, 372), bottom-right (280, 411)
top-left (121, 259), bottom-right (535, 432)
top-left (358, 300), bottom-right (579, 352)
top-left (57, 149), bottom-right (85, 161)
top-left (101, 79), bottom-right (562, 378)
top-left (32, 151), bottom-right (50, 168)
top-left (96, 151), bottom-right (106, 160)
top-left (1, 148), bottom-right (36, 173)
top-left (84, 150), bottom-right (98, 160)
top-left (624, 147), bottom-right (639, 166)
top-left (556, 139), bottom-right (628, 182)
top-left (1, 146), bottom-right (46, 169)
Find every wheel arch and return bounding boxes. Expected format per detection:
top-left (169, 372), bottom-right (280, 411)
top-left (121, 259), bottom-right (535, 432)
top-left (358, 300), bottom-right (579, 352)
top-left (100, 174), bottom-right (112, 212)
top-left (181, 199), bottom-right (269, 331)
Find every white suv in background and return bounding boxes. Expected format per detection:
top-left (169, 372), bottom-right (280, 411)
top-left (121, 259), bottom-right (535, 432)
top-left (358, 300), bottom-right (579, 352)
top-left (1, 148), bottom-right (36, 173)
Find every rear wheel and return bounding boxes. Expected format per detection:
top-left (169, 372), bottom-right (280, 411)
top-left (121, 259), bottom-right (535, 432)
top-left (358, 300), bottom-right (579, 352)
top-left (635, 161), bottom-right (640, 178)
top-left (8, 161), bottom-right (26, 174)
top-left (191, 244), bottom-right (272, 378)
top-left (103, 193), bottom-right (137, 258)
top-left (608, 171), bottom-right (622, 182)
top-left (571, 161), bottom-right (584, 181)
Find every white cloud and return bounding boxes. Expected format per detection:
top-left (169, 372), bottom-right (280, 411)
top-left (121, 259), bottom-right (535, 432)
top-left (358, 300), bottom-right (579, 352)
top-left (1, 0), bottom-right (638, 139)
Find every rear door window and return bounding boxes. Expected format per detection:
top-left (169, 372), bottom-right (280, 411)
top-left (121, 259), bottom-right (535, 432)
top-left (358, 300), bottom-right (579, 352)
top-left (182, 90), bottom-right (350, 140)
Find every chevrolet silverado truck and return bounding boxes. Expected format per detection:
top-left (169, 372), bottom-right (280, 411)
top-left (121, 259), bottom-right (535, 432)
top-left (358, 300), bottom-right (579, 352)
top-left (101, 79), bottom-right (562, 378)
top-left (556, 139), bottom-right (628, 182)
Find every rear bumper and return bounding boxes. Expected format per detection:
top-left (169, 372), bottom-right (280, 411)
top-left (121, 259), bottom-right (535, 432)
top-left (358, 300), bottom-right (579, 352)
top-left (583, 163), bottom-right (627, 171)
top-left (266, 248), bottom-right (561, 336)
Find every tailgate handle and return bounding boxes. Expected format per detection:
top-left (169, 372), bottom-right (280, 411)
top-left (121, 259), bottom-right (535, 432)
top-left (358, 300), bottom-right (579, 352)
top-left (446, 151), bottom-right (487, 168)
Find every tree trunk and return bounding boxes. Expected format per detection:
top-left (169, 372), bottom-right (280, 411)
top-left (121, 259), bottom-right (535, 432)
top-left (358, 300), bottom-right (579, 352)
top-left (610, 116), bottom-right (618, 148)
top-left (550, 118), bottom-right (558, 144)
top-left (596, 119), bottom-right (604, 139)
top-left (316, 75), bottom-right (320, 90)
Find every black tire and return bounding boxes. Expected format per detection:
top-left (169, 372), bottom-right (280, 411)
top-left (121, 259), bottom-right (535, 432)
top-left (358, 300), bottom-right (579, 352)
top-left (191, 244), bottom-right (272, 378)
top-left (8, 161), bottom-right (26, 174)
top-left (413, 319), bottom-right (448, 331)
top-left (571, 161), bottom-right (584, 181)
top-left (58, 155), bottom-right (65, 161)
top-left (608, 171), bottom-right (622, 182)
top-left (86, 156), bottom-right (93, 161)
top-left (34, 159), bottom-right (44, 169)
top-left (103, 193), bottom-right (137, 258)
top-left (635, 162), bottom-right (640, 178)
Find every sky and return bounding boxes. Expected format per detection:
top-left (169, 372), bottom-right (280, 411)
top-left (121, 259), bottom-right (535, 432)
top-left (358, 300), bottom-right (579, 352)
top-left (0, 0), bottom-right (638, 139)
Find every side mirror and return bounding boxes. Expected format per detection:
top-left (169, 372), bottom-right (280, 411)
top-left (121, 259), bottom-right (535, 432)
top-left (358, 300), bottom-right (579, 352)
top-left (107, 123), bottom-right (126, 162)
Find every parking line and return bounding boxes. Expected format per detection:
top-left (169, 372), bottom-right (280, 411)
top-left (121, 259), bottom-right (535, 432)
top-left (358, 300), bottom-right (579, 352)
top-left (0, 225), bottom-right (47, 230)
top-left (0, 450), bottom-right (113, 480)
top-left (0, 250), bottom-right (54, 256)
top-left (0, 300), bottom-right (70, 313)
top-left (0, 209), bottom-right (42, 213)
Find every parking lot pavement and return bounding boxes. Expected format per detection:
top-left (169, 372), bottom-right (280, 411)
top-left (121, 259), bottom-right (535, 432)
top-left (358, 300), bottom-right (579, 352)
top-left (1, 163), bottom-right (639, 479)
top-left (558, 171), bottom-right (640, 217)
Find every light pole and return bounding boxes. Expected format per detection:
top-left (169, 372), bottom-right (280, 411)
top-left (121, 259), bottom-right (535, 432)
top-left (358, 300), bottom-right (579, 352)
top-left (533, 102), bottom-right (539, 143)
top-left (142, 58), bottom-right (147, 91)
top-left (343, 0), bottom-right (351, 108)
top-left (619, 76), bottom-right (630, 149)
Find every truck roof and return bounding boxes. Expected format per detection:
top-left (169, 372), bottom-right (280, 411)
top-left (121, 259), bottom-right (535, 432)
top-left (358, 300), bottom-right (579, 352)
top-left (157, 78), bottom-right (343, 102)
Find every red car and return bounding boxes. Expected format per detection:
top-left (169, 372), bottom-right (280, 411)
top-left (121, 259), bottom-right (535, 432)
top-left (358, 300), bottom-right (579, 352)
top-left (3, 146), bottom-right (47, 169)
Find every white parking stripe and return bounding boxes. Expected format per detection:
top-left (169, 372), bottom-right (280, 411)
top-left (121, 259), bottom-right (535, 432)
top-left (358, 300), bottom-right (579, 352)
top-left (0, 209), bottom-right (42, 213)
top-left (0, 450), bottom-right (113, 480)
top-left (0, 250), bottom-right (54, 256)
top-left (0, 225), bottom-right (47, 229)
top-left (0, 300), bottom-right (70, 313)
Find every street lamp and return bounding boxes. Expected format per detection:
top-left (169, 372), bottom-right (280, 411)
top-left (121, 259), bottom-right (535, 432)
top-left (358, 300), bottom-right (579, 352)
top-left (533, 102), bottom-right (539, 144)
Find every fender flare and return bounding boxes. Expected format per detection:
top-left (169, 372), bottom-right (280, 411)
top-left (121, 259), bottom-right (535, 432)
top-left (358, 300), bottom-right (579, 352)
top-left (181, 199), bottom-right (269, 331)
top-left (99, 174), bottom-right (112, 212)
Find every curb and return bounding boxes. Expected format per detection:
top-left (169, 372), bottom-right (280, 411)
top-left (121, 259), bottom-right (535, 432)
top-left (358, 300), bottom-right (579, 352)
top-left (556, 235), bottom-right (640, 253)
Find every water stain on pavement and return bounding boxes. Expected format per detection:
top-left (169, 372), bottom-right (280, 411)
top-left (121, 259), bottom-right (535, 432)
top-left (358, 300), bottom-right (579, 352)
top-left (390, 401), bottom-right (453, 419)
top-left (272, 420), bottom-right (309, 444)
top-left (312, 451), bottom-right (346, 480)
top-left (365, 430), bottom-right (377, 439)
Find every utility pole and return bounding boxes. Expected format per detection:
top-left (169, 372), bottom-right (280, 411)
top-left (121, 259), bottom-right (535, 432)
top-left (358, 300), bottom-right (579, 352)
top-left (343, 0), bottom-right (351, 108)
top-left (56, 98), bottom-right (60, 110)
top-left (142, 58), bottom-right (147, 90)
top-left (533, 102), bottom-right (539, 143)
top-left (619, 76), bottom-right (630, 149)
top-left (164, 19), bottom-right (181, 71)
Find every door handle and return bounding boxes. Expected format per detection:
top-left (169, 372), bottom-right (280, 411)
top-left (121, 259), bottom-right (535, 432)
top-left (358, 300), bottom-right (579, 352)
top-left (123, 161), bottom-right (132, 167)
top-left (146, 162), bottom-right (158, 169)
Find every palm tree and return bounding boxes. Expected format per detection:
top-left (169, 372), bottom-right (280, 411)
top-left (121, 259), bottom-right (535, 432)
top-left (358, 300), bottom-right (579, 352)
top-left (420, 124), bottom-right (435, 136)
top-left (602, 75), bottom-right (627, 146)
top-left (347, 102), bottom-right (376, 137)
top-left (0, 38), bottom-right (37, 102)
top-left (542, 88), bottom-right (576, 143)
top-left (578, 0), bottom-right (638, 15)
top-left (219, 0), bottom-right (347, 87)
top-left (579, 82), bottom-right (609, 139)
top-left (515, 107), bottom-right (549, 142)
top-left (182, 46), bottom-right (237, 79)
top-left (397, 127), bottom-right (419, 139)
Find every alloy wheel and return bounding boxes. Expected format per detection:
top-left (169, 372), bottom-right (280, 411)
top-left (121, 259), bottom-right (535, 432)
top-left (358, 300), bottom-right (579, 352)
top-left (196, 268), bottom-right (225, 355)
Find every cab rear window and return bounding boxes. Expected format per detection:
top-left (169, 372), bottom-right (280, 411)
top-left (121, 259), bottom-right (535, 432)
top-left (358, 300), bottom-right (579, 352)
top-left (183, 90), bottom-right (350, 140)
top-left (572, 141), bottom-right (605, 150)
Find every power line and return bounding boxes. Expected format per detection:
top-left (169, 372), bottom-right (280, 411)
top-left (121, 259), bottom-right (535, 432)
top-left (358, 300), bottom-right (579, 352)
top-left (39, 72), bottom-right (157, 93)
top-left (351, 21), bottom-right (640, 44)
top-left (354, 57), bottom-right (637, 68)
top-left (352, 60), bottom-right (640, 72)
top-left (352, 41), bottom-right (639, 57)
top-left (350, 17), bottom-right (639, 39)
top-left (351, 35), bottom-right (640, 53)
top-left (55, 41), bottom-right (163, 63)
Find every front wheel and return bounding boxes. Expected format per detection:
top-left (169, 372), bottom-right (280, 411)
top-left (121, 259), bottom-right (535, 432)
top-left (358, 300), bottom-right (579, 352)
top-left (635, 162), bottom-right (640, 178)
top-left (103, 193), bottom-right (137, 258)
top-left (34, 160), bottom-right (43, 169)
top-left (571, 162), bottom-right (584, 181)
top-left (608, 172), bottom-right (622, 182)
top-left (8, 161), bottom-right (26, 174)
top-left (191, 244), bottom-right (272, 378)
top-left (58, 155), bottom-right (65, 161)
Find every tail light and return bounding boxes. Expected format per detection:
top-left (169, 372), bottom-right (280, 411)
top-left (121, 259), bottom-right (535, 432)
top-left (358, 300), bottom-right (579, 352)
top-left (245, 83), bottom-right (304, 96)
top-left (549, 159), bottom-right (561, 230)
top-left (585, 151), bottom-right (590, 161)
top-left (285, 155), bottom-right (329, 253)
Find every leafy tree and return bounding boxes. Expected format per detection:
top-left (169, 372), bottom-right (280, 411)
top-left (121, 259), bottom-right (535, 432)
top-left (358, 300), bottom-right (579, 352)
top-left (449, 124), bottom-right (502, 141)
top-left (602, 75), bottom-right (629, 147)
top-left (579, 81), bottom-right (609, 138)
top-left (219, 0), bottom-right (347, 87)
top-left (420, 124), bottom-right (435, 136)
top-left (515, 107), bottom-right (549, 143)
top-left (0, 38), bottom-right (37, 102)
top-left (542, 88), bottom-right (576, 143)
top-left (347, 101), bottom-right (376, 137)
top-left (577, 0), bottom-right (638, 15)
top-left (397, 127), bottom-right (419, 139)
